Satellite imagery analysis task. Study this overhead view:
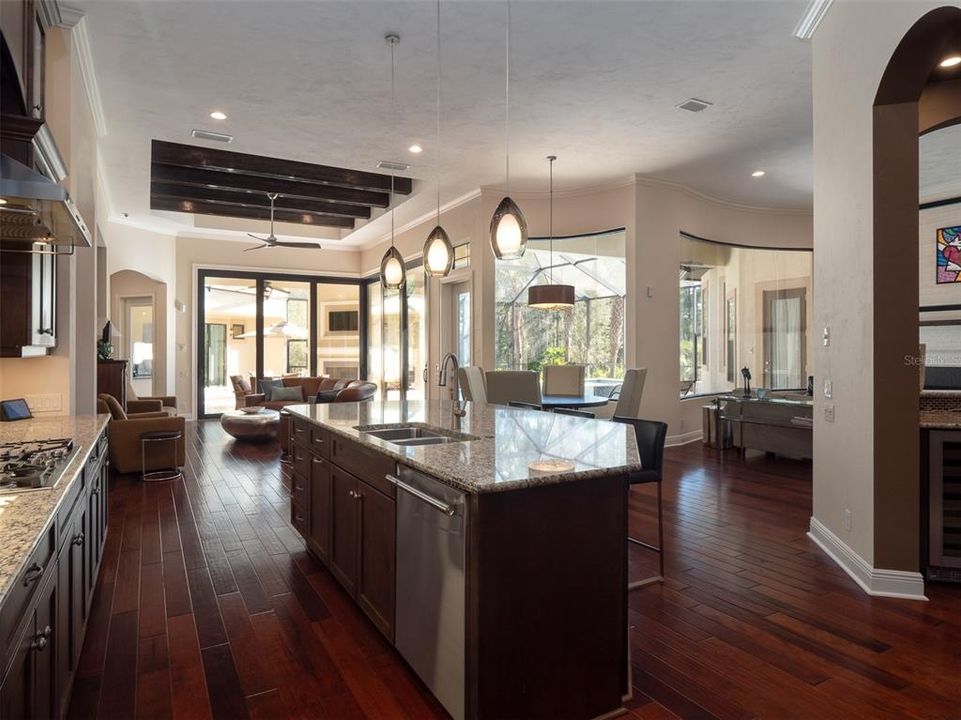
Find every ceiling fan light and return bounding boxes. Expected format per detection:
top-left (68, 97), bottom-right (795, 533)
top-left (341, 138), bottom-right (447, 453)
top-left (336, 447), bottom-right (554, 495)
top-left (528, 284), bottom-right (575, 310)
top-left (490, 196), bottom-right (527, 259)
top-left (423, 225), bottom-right (454, 278)
top-left (380, 245), bottom-right (406, 289)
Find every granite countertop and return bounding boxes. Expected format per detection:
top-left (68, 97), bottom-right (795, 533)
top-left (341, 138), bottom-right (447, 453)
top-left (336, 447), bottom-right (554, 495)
top-left (0, 414), bottom-right (110, 605)
top-left (920, 390), bottom-right (961, 398)
top-left (287, 400), bottom-right (641, 494)
top-left (920, 411), bottom-right (961, 429)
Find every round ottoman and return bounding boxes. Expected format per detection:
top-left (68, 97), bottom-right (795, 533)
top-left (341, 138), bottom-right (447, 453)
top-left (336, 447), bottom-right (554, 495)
top-left (220, 408), bottom-right (281, 442)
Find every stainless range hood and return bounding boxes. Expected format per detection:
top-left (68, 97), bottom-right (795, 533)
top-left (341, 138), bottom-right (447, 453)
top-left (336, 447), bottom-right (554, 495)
top-left (0, 151), bottom-right (92, 254)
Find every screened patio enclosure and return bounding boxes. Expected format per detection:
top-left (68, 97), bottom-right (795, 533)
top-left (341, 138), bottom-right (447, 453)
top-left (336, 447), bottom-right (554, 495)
top-left (494, 229), bottom-right (626, 380)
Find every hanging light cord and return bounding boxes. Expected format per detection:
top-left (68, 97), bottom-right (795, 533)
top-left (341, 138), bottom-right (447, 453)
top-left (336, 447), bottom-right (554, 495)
top-left (436, 0), bottom-right (442, 225)
top-left (505, 0), bottom-right (511, 196)
top-left (549, 156), bottom-right (554, 284)
top-left (390, 36), bottom-right (396, 249)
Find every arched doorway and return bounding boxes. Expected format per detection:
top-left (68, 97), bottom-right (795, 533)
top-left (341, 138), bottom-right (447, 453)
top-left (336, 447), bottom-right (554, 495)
top-left (871, 7), bottom-right (961, 574)
top-left (110, 269), bottom-right (169, 397)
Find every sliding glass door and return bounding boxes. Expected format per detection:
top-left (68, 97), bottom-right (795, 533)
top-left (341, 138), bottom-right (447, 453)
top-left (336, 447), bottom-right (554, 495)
top-left (366, 261), bottom-right (427, 402)
top-left (197, 269), bottom-right (363, 417)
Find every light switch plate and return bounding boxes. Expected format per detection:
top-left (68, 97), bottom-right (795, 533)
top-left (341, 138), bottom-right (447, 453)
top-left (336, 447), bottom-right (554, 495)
top-left (823, 327), bottom-right (831, 347)
top-left (824, 404), bottom-right (835, 422)
top-left (824, 379), bottom-right (833, 399)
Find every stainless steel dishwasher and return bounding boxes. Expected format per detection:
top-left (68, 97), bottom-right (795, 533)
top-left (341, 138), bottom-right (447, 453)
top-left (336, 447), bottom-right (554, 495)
top-left (391, 466), bottom-right (466, 720)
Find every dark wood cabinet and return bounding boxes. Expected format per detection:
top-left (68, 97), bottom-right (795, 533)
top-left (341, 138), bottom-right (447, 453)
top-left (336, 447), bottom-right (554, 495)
top-left (356, 481), bottom-right (395, 639)
top-left (0, 250), bottom-right (57, 357)
top-left (96, 360), bottom-right (128, 406)
top-left (0, 426), bottom-right (109, 720)
top-left (308, 456), bottom-right (331, 563)
top-left (329, 467), bottom-right (359, 596)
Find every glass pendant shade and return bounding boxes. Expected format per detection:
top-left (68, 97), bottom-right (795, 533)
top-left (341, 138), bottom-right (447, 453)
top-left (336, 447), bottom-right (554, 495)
top-left (423, 225), bottom-right (454, 278)
top-left (489, 196), bottom-right (528, 259)
top-left (380, 246), bottom-right (406, 289)
top-left (528, 283), bottom-right (575, 310)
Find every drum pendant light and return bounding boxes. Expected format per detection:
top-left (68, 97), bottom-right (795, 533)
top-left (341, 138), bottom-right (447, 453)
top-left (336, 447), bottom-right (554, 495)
top-left (424, 0), bottom-right (454, 278)
top-left (489, 1), bottom-right (528, 260)
top-left (380, 34), bottom-right (406, 290)
top-left (528, 155), bottom-right (574, 310)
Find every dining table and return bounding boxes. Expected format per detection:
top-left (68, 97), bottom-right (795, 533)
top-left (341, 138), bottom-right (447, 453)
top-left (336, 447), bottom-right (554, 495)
top-left (540, 393), bottom-right (612, 410)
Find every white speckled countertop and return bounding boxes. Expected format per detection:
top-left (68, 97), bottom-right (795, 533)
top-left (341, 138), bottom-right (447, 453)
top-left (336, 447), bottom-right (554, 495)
top-left (287, 400), bottom-right (641, 493)
top-left (0, 414), bottom-right (109, 604)
top-left (921, 411), bottom-right (961, 429)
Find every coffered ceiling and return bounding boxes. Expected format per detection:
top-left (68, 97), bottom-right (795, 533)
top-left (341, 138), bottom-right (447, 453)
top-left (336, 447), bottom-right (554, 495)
top-left (76, 0), bottom-right (821, 247)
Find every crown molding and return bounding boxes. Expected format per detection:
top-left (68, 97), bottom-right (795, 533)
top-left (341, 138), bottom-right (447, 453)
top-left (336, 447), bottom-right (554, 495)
top-left (357, 188), bottom-right (482, 252)
top-left (793, 0), bottom-right (833, 41)
top-left (60, 9), bottom-right (108, 138)
top-left (482, 174), bottom-right (638, 201)
top-left (632, 173), bottom-right (812, 217)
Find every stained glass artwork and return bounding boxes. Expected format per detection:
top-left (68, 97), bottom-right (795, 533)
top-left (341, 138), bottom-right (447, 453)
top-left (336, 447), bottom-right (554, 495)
top-left (936, 226), bottom-right (961, 284)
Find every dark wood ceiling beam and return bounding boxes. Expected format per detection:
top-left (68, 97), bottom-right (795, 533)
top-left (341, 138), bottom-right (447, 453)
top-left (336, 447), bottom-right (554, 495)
top-left (150, 182), bottom-right (372, 219)
top-left (150, 163), bottom-right (390, 208)
top-left (151, 140), bottom-right (412, 195)
top-left (150, 196), bottom-right (356, 228)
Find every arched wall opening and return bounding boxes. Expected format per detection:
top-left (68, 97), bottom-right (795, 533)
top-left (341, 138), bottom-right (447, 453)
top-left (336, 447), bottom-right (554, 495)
top-left (872, 6), bottom-right (961, 572)
top-left (109, 269), bottom-right (169, 398)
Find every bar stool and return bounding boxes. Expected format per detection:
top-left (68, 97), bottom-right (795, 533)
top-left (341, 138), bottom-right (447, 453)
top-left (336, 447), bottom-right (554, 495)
top-left (614, 416), bottom-right (668, 589)
top-left (140, 430), bottom-right (184, 482)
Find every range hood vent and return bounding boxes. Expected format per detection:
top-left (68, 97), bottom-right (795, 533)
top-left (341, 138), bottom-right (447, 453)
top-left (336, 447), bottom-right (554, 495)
top-left (0, 154), bottom-right (92, 254)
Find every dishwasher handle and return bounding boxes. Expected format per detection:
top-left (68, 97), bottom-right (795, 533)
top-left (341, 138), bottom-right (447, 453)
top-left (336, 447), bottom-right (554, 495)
top-left (387, 474), bottom-right (458, 517)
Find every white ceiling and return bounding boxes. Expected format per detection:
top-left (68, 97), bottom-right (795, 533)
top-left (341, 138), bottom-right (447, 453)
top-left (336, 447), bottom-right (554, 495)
top-left (78, 0), bottom-right (822, 248)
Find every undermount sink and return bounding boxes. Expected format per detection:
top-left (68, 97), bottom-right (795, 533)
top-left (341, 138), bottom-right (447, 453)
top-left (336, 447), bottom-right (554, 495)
top-left (357, 424), bottom-right (478, 447)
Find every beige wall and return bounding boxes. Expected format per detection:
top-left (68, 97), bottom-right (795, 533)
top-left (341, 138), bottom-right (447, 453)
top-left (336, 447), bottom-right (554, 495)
top-left (812, 0), bottom-right (949, 569)
top-left (110, 270), bottom-right (168, 397)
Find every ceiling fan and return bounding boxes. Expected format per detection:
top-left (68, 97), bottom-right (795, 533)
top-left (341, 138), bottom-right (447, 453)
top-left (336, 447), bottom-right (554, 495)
top-left (244, 192), bottom-right (323, 252)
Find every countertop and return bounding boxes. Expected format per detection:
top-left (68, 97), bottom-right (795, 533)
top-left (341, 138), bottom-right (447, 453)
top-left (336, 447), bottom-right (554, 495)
top-left (920, 390), bottom-right (961, 398)
top-left (0, 414), bottom-right (110, 604)
top-left (921, 411), bottom-right (961, 429)
top-left (287, 400), bottom-right (641, 494)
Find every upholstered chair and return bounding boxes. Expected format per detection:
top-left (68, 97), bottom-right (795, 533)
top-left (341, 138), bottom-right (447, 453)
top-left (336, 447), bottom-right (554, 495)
top-left (484, 370), bottom-right (542, 406)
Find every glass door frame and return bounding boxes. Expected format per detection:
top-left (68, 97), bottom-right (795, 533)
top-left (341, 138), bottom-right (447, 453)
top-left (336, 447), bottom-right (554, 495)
top-left (196, 268), bottom-right (367, 418)
top-left (364, 259), bottom-right (425, 403)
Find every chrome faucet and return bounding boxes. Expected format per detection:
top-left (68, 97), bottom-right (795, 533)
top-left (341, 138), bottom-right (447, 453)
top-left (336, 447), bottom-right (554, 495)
top-left (438, 353), bottom-right (467, 419)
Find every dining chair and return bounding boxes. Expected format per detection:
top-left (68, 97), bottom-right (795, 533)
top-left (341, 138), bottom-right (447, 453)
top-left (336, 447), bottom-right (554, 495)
top-left (552, 407), bottom-right (595, 419)
top-left (614, 415), bottom-right (667, 589)
top-left (458, 366), bottom-right (488, 403)
top-left (543, 365), bottom-right (586, 397)
top-left (485, 370), bottom-right (542, 406)
top-left (613, 368), bottom-right (647, 418)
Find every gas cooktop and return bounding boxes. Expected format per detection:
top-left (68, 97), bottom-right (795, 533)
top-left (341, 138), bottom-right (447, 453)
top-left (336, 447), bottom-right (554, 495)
top-left (0, 438), bottom-right (81, 493)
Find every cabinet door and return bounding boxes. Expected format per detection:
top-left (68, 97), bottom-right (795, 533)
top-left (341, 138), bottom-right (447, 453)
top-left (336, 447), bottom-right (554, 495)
top-left (356, 481), bottom-right (396, 640)
top-left (1, 614), bottom-right (34, 720)
top-left (308, 456), bottom-right (331, 563)
top-left (329, 469), bottom-right (359, 595)
top-left (33, 569), bottom-right (57, 720)
top-left (70, 509), bottom-right (87, 666)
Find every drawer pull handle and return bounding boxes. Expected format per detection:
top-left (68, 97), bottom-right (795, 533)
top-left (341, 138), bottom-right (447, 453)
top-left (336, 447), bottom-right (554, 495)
top-left (348, 490), bottom-right (363, 501)
top-left (294, 483), bottom-right (304, 492)
top-left (31, 626), bottom-right (51, 651)
top-left (23, 563), bottom-right (43, 586)
top-left (73, 532), bottom-right (85, 547)
top-left (311, 457), bottom-right (324, 465)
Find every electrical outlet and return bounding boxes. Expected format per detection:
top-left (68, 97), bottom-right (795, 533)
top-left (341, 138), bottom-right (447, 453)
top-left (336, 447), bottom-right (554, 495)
top-left (842, 508), bottom-right (852, 532)
top-left (824, 404), bottom-right (835, 422)
top-left (823, 379), bottom-right (832, 399)
top-left (23, 394), bottom-right (62, 412)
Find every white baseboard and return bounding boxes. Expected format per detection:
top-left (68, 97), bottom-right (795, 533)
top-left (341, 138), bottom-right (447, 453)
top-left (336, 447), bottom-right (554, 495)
top-left (807, 517), bottom-right (927, 601)
top-left (666, 429), bottom-right (702, 447)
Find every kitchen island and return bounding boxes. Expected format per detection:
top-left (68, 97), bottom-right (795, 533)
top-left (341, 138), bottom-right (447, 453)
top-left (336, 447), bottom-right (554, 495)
top-left (286, 400), bottom-right (642, 720)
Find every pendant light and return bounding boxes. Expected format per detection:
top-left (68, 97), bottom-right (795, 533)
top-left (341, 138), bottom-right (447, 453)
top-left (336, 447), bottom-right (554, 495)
top-left (380, 33), bottom-right (406, 290)
top-left (489, 0), bottom-right (528, 260)
top-left (423, 0), bottom-right (454, 278)
top-left (528, 155), bottom-right (574, 310)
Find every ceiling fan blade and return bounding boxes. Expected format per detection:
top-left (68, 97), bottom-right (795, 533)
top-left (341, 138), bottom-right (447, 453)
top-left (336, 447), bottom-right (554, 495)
top-left (243, 244), bottom-right (269, 252)
top-left (247, 233), bottom-right (268, 241)
top-left (273, 241), bottom-right (323, 250)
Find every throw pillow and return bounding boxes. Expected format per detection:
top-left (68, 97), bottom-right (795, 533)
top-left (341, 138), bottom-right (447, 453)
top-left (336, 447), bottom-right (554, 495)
top-left (271, 386), bottom-right (305, 402)
top-left (258, 378), bottom-right (283, 400)
top-left (98, 394), bottom-right (127, 420)
top-left (315, 389), bottom-right (340, 404)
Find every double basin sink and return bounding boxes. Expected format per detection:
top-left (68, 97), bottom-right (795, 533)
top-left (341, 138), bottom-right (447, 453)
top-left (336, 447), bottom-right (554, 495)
top-left (357, 423), bottom-right (478, 448)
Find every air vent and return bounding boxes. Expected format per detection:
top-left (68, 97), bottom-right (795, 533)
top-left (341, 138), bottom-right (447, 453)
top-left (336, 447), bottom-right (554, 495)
top-left (377, 160), bottom-right (410, 172)
top-left (191, 129), bottom-right (233, 143)
top-left (675, 98), bottom-right (713, 113)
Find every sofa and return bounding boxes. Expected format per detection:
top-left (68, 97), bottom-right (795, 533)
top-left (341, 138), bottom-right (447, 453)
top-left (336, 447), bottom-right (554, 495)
top-left (97, 394), bottom-right (186, 474)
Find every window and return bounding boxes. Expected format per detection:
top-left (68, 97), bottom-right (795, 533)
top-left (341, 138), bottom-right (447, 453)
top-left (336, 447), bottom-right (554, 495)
top-left (679, 233), bottom-right (812, 397)
top-left (495, 229), bottom-right (626, 382)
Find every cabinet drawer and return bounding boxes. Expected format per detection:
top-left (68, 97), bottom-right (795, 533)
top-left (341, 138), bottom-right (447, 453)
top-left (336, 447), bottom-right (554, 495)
top-left (330, 435), bottom-right (395, 498)
top-left (0, 525), bottom-right (54, 667)
top-left (310, 427), bottom-right (329, 457)
top-left (291, 444), bottom-right (310, 480)
top-left (291, 418), bottom-right (311, 447)
top-left (56, 470), bottom-right (85, 548)
top-left (291, 499), bottom-right (308, 537)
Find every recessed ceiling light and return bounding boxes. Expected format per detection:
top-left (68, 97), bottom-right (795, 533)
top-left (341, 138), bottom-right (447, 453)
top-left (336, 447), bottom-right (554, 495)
top-left (408, 144), bottom-right (423, 154)
top-left (940, 55), bottom-right (961, 68)
top-left (0, 198), bottom-right (7, 205)
top-left (752, 170), bottom-right (766, 178)
top-left (209, 110), bottom-right (227, 120)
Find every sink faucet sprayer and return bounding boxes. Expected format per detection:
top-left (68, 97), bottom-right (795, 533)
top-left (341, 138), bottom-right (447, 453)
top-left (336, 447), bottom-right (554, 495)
top-left (438, 353), bottom-right (467, 420)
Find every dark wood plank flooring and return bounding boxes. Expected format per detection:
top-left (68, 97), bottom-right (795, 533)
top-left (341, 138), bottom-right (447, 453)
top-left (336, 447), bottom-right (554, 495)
top-left (68, 422), bottom-right (961, 720)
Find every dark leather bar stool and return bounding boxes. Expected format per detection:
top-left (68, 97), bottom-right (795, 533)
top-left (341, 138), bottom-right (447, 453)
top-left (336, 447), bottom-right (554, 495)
top-left (140, 430), bottom-right (184, 482)
top-left (553, 407), bottom-right (595, 418)
top-left (614, 416), bottom-right (668, 589)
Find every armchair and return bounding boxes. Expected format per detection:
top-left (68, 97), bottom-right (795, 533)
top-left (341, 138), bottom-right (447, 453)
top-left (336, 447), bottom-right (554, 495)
top-left (97, 396), bottom-right (186, 474)
top-left (127, 382), bottom-right (178, 416)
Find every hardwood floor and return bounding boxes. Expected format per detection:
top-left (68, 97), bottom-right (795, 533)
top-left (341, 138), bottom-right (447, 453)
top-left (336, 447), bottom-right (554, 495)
top-left (68, 422), bottom-right (961, 720)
